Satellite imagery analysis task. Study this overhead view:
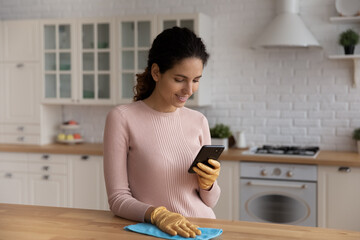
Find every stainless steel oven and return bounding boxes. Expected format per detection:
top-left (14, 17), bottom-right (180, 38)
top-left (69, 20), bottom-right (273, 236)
top-left (240, 162), bottom-right (317, 227)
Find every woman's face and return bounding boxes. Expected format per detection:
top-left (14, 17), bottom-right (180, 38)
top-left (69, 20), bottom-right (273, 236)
top-left (151, 57), bottom-right (203, 112)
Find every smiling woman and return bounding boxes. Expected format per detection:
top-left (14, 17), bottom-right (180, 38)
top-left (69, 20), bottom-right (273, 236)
top-left (103, 27), bottom-right (221, 238)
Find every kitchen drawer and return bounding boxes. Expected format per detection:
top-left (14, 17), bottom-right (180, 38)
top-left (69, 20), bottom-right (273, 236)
top-left (0, 160), bottom-right (28, 172)
top-left (0, 152), bottom-right (27, 161)
top-left (28, 162), bottom-right (67, 175)
top-left (28, 153), bottom-right (67, 164)
top-left (0, 124), bottom-right (40, 134)
top-left (0, 134), bottom-right (40, 145)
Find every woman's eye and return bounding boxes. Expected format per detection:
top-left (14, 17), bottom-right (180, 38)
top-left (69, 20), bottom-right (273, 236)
top-left (193, 79), bottom-right (200, 83)
top-left (175, 79), bottom-right (183, 82)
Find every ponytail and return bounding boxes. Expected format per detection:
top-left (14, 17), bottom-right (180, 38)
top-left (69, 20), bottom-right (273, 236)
top-left (133, 67), bottom-right (155, 101)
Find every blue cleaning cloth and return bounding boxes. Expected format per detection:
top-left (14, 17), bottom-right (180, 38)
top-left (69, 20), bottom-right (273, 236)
top-left (124, 223), bottom-right (223, 240)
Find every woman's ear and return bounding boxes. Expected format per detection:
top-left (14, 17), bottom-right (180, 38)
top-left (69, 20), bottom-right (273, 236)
top-left (151, 63), bottom-right (160, 82)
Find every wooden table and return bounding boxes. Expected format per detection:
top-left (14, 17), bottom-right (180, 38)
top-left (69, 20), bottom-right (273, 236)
top-left (0, 204), bottom-right (359, 240)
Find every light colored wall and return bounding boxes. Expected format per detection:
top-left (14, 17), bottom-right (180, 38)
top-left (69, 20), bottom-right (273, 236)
top-left (2, 0), bottom-right (360, 151)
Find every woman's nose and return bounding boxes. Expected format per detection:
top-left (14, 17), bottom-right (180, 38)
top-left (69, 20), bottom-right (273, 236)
top-left (183, 82), bottom-right (193, 95)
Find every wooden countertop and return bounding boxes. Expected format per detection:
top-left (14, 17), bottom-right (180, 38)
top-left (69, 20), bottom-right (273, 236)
top-left (220, 148), bottom-right (360, 166)
top-left (1, 203), bottom-right (359, 240)
top-left (1, 143), bottom-right (360, 166)
top-left (0, 143), bottom-right (103, 156)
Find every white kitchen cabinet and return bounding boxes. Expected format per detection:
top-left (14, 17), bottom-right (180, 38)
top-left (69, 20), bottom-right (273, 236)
top-left (78, 18), bottom-right (115, 105)
top-left (41, 18), bottom-right (115, 105)
top-left (69, 154), bottom-right (108, 210)
top-left (116, 16), bottom-right (156, 104)
top-left (0, 153), bottom-right (28, 205)
top-left (3, 62), bottom-right (40, 123)
top-left (318, 165), bottom-right (360, 231)
top-left (1, 62), bottom-right (41, 144)
top-left (41, 20), bottom-right (77, 104)
top-left (2, 20), bottom-right (39, 62)
top-left (157, 13), bottom-right (212, 106)
top-left (28, 153), bottom-right (68, 207)
top-left (28, 173), bottom-right (68, 207)
top-left (1, 20), bottom-right (41, 144)
top-left (213, 160), bottom-right (240, 220)
top-left (0, 172), bottom-right (28, 204)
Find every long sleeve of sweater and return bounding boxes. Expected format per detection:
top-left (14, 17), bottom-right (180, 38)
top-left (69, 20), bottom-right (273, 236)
top-left (103, 101), bottom-right (220, 222)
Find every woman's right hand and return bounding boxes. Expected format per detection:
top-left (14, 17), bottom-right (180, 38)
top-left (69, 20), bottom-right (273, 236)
top-left (150, 206), bottom-right (201, 238)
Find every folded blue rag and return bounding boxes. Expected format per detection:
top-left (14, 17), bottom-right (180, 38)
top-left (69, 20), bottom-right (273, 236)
top-left (124, 223), bottom-right (223, 240)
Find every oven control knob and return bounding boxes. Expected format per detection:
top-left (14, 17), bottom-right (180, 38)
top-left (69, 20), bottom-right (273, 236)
top-left (260, 169), bottom-right (267, 176)
top-left (286, 171), bottom-right (293, 177)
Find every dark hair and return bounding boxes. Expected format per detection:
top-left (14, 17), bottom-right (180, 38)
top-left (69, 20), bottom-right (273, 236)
top-left (133, 27), bottom-right (209, 101)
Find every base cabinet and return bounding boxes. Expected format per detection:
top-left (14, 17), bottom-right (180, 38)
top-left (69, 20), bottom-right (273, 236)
top-left (28, 173), bottom-right (68, 207)
top-left (69, 155), bottom-right (108, 210)
top-left (0, 172), bottom-right (28, 204)
top-left (0, 153), bottom-right (28, 204)
top-left (212, 160), bottom-right (240, 220)
top-left (0, 152), bottom-right (108, 211)
top-left (318, 166), bottom-right (360, 231)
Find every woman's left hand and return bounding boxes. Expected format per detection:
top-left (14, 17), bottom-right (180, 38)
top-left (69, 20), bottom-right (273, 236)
top-left (192, 159), bottom-right (221, 190)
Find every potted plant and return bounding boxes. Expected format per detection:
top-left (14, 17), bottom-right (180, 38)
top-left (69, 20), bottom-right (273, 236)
top-left (210, 124), bottom-right (232, 150)
top-left (352, 128), bottom-right (360, 154)
top-left (339, 29), bottom-right (359, 55)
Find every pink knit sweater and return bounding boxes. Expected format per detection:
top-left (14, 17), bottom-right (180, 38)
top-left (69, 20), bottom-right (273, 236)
top-left (103, 101), bottom-right (221, 222)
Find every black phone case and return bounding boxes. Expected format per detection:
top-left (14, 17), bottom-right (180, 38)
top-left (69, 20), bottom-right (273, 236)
top-left (188, 145), bottom-right (225, 173)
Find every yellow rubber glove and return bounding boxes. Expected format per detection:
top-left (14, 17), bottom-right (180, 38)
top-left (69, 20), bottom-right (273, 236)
top-left (151, 206), bottom-right (201, 238)
top-left (192, 159), bottom-right (221, 190)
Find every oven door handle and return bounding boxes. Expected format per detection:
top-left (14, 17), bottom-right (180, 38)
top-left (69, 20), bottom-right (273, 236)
top-left (247, 181), bottom-right (308, 189)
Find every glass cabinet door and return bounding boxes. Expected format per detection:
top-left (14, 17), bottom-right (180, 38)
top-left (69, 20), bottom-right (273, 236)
top-left (80, 22), bottom-right (112, 102)
top-left (43, 23), bottom-right (73, 102)
top-left (118, 19), bottom-right (153, 103)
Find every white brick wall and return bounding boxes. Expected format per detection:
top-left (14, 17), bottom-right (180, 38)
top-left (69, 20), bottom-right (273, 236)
top-left (2, 0), bottom-right (360, 151)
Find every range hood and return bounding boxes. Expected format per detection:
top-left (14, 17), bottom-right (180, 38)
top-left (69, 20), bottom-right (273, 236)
top-left (252, 0), bottom-right (320, 48)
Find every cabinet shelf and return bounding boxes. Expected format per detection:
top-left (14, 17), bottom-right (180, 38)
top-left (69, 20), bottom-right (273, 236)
top-left (330, 16), bottom-right (360, 23)
top-left (328, 55), bottom-right (360, 87)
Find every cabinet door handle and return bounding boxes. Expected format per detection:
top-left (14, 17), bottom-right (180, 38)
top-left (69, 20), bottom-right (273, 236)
top-left (17, 126), bottom-right (24, 132)
top-left (5, 173), bottom-right (12, 178)
top-left (42, 155), bottom-right (49, 160)
top-left (42, 175), bottom-right (50, 180)
top-left (16, 63), bottom-right (24, 68)
top-left (81, 155), bottom-right (89, 160)
top-left (338, 166), bottom-right (351, 173)
top-left (17, 136), bottom-right (24, 142)
top-left (43, 166), bottom-right (49, 171)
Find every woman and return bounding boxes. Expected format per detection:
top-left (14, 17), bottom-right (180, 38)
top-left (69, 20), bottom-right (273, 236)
top-left (103, 27), bottom-right (221, 238)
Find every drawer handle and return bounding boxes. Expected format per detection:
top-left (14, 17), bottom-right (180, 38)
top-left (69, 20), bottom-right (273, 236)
top-left (338, 167), bottom-right (351, 173)
top-left (5, 173), bottom-right (12, 178)
top-left (17, 136), bottom-right (24, 142)
top-left (42, 155), bottom-right (49, 160)
top-left (81, 155), bottom-right (89, 160)
top-left (42, 175), bottom-right (49, 180)
top-left (16, 63), bottom-right (24, 68)
top-left (43, 166), bottom-right (49, 171)
top-left (17, 126), bottom-right (24, 131)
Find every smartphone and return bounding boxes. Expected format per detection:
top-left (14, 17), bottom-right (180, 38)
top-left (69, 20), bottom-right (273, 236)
top-left (188, 145), bottom-right (225, 173)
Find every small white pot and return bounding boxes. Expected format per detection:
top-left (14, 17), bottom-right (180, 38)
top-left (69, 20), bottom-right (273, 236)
top-left (357, 141), bottom-right (360, 154)
top-left (211, 138), bottom-right (228, 150)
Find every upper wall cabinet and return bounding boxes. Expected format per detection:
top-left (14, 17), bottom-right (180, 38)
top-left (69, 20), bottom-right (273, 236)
top-left (78, 19), bottom-right (115, 105)
top-left (157, 13), bottom-right (212, 106)
top-left (41, 20), bottom-right (77, 104)
top-left (3, 20), bottom-right (40, 62)
top-left (41, 18), bottom-right (115, 105)
top-left (116, 16), bottom-right (157, 104)
top-left (40, 14), bottom-right (211, 106)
